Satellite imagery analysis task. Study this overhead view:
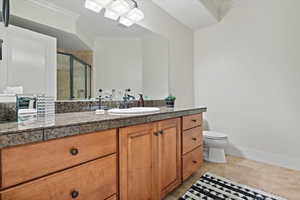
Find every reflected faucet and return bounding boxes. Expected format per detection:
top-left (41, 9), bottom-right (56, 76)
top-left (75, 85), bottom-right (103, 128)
top-left (98, 89), bottom-right (103, 109)
top-left (119, 89), bottom-right (135, 108)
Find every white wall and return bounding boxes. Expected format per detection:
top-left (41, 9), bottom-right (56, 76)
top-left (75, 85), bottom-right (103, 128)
top-left (94, 38), bottom-right (143, 94)
top-left (138, 1), bottom-right (194, 106)
top-left (142, 34), bottom-right (169, 99)
top-left (194, 0), bottom-right (300, 170)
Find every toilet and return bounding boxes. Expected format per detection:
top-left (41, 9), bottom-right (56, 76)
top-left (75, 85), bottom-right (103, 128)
top-left (203, 131), bottom-right (228, 163)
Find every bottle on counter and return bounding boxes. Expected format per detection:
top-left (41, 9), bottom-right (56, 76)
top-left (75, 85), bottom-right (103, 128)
top-left (137, 94), bottom-right (144, 107)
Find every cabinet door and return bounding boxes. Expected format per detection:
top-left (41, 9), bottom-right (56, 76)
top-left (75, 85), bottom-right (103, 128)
top-left (119, 123), bottom-right (158, 200)
top-left (157, 118), bottom-right (182, 199)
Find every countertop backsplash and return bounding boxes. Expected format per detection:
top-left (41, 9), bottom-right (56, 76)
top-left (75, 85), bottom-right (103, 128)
top-left (0, 100), bottom-right (166, 122)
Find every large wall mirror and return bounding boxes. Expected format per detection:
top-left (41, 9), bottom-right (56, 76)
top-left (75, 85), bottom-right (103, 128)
top-left (0, 0), bottom-right (169, 101)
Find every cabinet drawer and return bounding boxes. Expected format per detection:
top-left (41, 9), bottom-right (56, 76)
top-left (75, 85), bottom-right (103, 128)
top-left (182, 114), bottom-right (202, 130)
top-left (182, 126), bottom-right (203, 155)
top-left (1, 129), bottom-right (117, 188)
top-left (182, 147), bottom-right (203, 180)
top-left (0, 154), bottom-right (117, 200)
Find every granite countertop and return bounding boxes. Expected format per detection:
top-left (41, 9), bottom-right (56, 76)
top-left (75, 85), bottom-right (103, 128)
top-left (0, 106), bottom-right (207, 148)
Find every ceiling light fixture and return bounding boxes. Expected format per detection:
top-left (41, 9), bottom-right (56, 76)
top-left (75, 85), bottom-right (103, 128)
top-left (85, 0), bottom-right (113, 13)
top-left (85, 0), bottom-right (144, 27)
top-left (104, 9), bottom-right (119, 20)
top-left (124, 7), bottom-right (144, 22)
top-left (106, 0), bottom-right (131, 16)
top-left (119, 16), bottom-right (134, 27)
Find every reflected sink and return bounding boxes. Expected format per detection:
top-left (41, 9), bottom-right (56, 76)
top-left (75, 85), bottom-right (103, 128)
top-left (108, 107), bottom-right (160, 115)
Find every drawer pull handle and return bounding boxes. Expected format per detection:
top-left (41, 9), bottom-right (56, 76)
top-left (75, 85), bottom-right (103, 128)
top-left (192, 160), bottom-right (197, 164)
top-left (71, 190), bottom-right (79, 199)
top-left (192, 137), bottom-right (197, 141)
top-left (192, 119), bottom-right (197, 122)
top-left (154, 132), bottom-right (160, 136)
top-left (70, 148), bottom-right (79, 156)
top-left (159, 130), bottom-right (164, 135)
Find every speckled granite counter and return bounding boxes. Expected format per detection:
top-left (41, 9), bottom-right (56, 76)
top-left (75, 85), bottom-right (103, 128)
top-left (0, 106), bottom-right (207, 148)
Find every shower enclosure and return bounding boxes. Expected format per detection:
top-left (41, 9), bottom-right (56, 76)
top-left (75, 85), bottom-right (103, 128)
top-left (57, 52), bottom-right (92, 100)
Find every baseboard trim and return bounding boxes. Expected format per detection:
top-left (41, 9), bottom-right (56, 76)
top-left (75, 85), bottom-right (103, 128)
top-left (226, 144), bottom-right (300, 171)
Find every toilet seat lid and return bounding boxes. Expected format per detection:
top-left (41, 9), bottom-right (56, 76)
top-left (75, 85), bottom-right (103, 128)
top-left (203, 131), bottom-right (227, 139)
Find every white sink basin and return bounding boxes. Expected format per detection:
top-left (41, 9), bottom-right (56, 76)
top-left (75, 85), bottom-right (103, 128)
top-left (108, 107), bottom-right (160, 115)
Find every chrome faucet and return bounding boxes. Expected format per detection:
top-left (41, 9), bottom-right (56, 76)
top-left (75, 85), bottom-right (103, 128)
top-left (119, 89), bottom-right (135, 108)
top-left (98, 89), bottom-right (103, 109)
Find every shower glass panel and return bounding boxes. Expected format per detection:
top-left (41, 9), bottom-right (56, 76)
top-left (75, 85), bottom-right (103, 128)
top-left (73, 58), bottom-right (86, 99)
top-left (57, 52), bottom-right (92, 100)
top-left (86, 66), bottom-right (91, 99)
top-left (57, 53), bottom-right (71, 100)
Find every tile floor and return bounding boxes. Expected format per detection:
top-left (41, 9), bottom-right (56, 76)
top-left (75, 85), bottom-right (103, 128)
top-left (165, 155), bottom-right (300, 200)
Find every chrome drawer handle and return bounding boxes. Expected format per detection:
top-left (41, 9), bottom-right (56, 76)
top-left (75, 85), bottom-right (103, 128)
top-left (70, 148), bottom-right (79, 156)
top-left (71, 190), bottom-right (79, 199)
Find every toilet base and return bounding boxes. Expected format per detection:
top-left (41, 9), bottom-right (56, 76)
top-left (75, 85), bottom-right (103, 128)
top-left (204, 147), bottom-right (227, 163)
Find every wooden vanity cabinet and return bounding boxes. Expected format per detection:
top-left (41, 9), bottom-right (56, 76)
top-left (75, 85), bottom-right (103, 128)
top-left (119, 118), bottom-right (181, 200)
top-left (119, 123), bottom-right (158, 200)
top-left (0, 154), bottom-right (117, 200)
top-left (0, 129), bottom-right (117, 188)
top-left (157, 118), bottom-right (182, 199)
top-left (0, 129), bottom-right (118, 200)
top-left (0, 113), bottom-right (204, 200)
top-left (182, 113), bottom-right (204, 181)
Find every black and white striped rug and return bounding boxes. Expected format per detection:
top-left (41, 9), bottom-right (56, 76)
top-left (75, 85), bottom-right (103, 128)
top-left (179, 173), bottom-right (286, 200)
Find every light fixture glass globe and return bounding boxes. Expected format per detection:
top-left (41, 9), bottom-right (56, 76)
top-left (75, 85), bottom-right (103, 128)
top-left (85, 0), bottom-right (113, 12)
top-left (104, 9), bottom-right (119, 20)
top-left (107, 0), bottom-right (131, 16)
top-left (119, 17), bottom-right (134, 27)
top-left (125, 7), bottom-right (144, 22)
top-left (85, 0), bottom-right (103, 12)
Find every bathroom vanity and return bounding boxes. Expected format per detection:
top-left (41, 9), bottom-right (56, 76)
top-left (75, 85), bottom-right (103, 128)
top-left (0, 106), bottom-right (206, 200)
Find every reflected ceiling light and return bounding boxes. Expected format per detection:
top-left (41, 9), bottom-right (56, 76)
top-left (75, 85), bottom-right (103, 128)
top-left (119, 16), bottom-right (134, 27)
top-left (125, 7), bottom-right (144, 22)
top-left (106, 0), bottom-right (131, 16)
top-left (104, 9), bottom-right (119, 20)
top-left (85, 0), bottom-right (113, 12)
top-left (85, 0), bottom-right (145, 28)
top-left (85, 0), bottom-right (102, 12)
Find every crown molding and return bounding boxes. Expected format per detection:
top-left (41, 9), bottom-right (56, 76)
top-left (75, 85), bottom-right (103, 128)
top-left (26, 0), bottom-right (80, 20)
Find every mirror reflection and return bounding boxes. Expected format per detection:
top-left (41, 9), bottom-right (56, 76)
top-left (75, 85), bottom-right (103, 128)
top-left (0, 0), bottom-right (169, 102)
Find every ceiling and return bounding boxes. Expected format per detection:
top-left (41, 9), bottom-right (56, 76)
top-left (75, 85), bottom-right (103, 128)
top-left (9, 0), bottom-right (234, 49)
top-left (151, 0), bottom-right (218, 30)
top-left (9, 0), bottom-right (153, 50)
top-left (152, 0), bottom-right (233, 30)
top-left (43, 0), bottom-right (151, 38)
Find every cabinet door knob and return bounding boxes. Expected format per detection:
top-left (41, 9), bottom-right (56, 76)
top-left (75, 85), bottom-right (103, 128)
top-left (159, 130), bottom-right (164, 135)
top-left (154, 132), bottom-right (160, 136)
top-left (71, 190), bottom-right (79, 199)
top-left (192, 137), bottom-right (197, 141)
top-left (70, 148), bottom-right (79, 156)
top-left (192, 119), bottom-right (197, 122)
top-left (192, 160), bottom-right (197, 164)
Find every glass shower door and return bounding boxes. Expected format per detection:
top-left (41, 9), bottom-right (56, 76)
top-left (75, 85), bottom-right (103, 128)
top-left (57, 54), bottom-right (71, 100)
top-left (72, 58), bottom-right (86, 99)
